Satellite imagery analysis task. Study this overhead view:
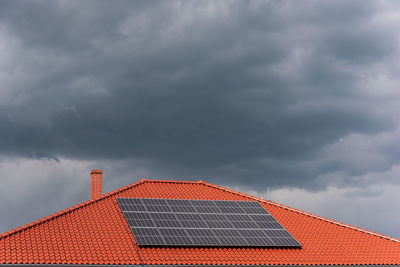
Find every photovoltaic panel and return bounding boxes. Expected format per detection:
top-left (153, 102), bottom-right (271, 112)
top-left (116, 198), bottom-right (301, 248)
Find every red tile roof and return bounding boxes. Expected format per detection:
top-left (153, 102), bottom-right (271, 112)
top-left (1, 179), bottom-right (400, 265)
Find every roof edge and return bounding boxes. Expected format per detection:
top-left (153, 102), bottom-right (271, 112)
top-left (198, 180), bottom-right (400, 244)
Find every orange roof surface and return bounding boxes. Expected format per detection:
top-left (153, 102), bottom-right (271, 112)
top-left (1, 179), bottom-right (400, 266)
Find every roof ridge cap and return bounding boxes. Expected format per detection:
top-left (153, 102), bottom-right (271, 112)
top-left (143, 179), bottom-right (203, 184)
top-left (199, 180), bottom-right (400, 244)
top-left (0, 179), bottom-right (148, 240)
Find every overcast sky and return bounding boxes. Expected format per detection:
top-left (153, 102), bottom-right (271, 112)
top-left (1, 0), bottom-right (400, 239)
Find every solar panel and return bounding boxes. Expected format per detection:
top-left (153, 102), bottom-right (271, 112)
top-left (116, 198), bottom-right (301, 248)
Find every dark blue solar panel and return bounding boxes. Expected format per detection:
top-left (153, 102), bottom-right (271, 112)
top-left (117, 198), bottom-right (301, 248)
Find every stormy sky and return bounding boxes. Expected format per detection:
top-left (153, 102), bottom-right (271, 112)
top-left (1, 0), bottom-right (400, 238)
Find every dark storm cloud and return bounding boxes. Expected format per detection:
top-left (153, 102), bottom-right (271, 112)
top-left (0, 0), bottom-right (400, 189)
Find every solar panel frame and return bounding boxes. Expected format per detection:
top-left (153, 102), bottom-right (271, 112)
top-left (117, 197), bottom-right (302, 248)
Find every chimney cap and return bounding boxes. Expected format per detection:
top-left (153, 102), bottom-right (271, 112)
top-left (91, 169), bottom-right (103, 175)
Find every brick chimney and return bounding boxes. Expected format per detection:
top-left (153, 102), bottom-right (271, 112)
top-left (90, 169), bottom-right (103, 200)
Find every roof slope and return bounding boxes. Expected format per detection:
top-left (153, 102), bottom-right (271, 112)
top-left (1, 179), bottom-right (400, 266)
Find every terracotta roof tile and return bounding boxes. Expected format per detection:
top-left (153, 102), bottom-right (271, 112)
top-left (1, 179), bottom-right (400, 265)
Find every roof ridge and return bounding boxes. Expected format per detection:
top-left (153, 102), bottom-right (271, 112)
top-left (0, 179), bottom-right (149, 240)
top-left (198, 180), bottom-right (400, 244)
top-left (140, 179), bottom-right (203, 184)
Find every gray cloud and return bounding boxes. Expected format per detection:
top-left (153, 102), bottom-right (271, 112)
top-left (1, 0), bottom-right (400, 237)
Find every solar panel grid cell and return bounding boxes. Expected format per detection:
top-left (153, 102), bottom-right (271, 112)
top-left (158, 228), bottom-right (188, 237)
top-left (217, 236), bottom-right (248, 246)
top-left (200, 213), bottom-right (227, 221)
top-left (146, 205), bottom-right (172, 212)
top-left (214, 201), bottom-right (241, 208)
top-left (131, 227), bottom-right (165, 246)
top-left (191, 200), bottom-right (216, 206)
top-left (190, 236), bottom-right (221, 246)
top-left (212, 228), bottom-right (249, 246)
top-left (175, 213), bottom-right (202, 221)
top-left (164, 236), bottom-right (193, 246)
top-left (250, 214), bottom-right (275, 221)
top-left (128, 198), bottom-right (144, 205)
top-left (168, 199), bottom-right (186, 204)
top-left (154, 220), bottom-right (181, 228)
top-left (194, 206), bottom-right (221, 213)
top-left (127, 219), bottom-right (155, 228)
top-left (236, 201), bottom-right (259, 208)
top-left (180, 220), bottom-right (209, 228)
top-left (272, 237), bottom-right (301, 246)
top-left (243, 207), bottom-right (268, 214)
top-left (212, 229), bottom-right (237, 236)
top-left (125, 212), bottom-right (155, 227)
top-left (244, 237), bottom-right (275, 246)
top-left (219, 207), bottom-right (247, 214)
top-left (225, 214), bottom-right (248, 221)
top-left (132, 227), bottom-right (159, 236)
top-left (256, 221), bottom-right (284, 229)
top-left (206, 220), bottom-right (234, 229)
top-left (123, 204), bottom-right (147, 212)
top-left (170, 205), bottom-right (197, 213)
top-left (186, 228), bottom-right (214, 237)
top-left (143, 198), bottom-right (166, 205)
top-left (116, 198), bottom-right (302, 248)
top-left (135, 235), bottom-right (165, 246)
top-left (231, 221), bottom-right (258, 229)
top-left (265, 229), bottom-right (292, 238)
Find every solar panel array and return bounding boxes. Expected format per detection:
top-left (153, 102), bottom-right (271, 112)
top-left (116, 198), bottom-right (301, 247)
